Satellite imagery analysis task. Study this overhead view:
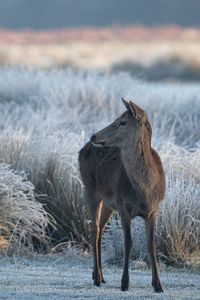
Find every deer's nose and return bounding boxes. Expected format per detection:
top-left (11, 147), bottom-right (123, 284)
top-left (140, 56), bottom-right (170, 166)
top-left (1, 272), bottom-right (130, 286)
top-left (90, 135), bottom-right (96, 142)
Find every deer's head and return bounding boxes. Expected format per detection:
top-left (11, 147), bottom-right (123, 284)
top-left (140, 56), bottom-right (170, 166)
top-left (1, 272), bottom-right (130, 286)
top-left (91, 98), bottom-right (152, 149)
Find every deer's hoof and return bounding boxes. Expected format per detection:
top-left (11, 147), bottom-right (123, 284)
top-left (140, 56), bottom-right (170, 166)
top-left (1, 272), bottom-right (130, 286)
top-left (155, 286), bottom-right (163, 293)
top-left (121, 286), bottom-right (129, 291)
top-left (94, 281), bottom-right (101, 287)
top-left (121, 273), bottom-right (129, 291)
top-left (121, 279), bottom-right (129, 291)
top-left (153, 281), bottom-right (163, 293)
top-left (93, 273), bottom-right (102, 287)
top-left (93, 270), bottom-right (102, 286)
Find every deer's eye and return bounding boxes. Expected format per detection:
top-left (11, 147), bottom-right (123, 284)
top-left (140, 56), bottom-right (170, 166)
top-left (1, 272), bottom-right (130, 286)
top-left (119, 121), bottom-right (127, 126)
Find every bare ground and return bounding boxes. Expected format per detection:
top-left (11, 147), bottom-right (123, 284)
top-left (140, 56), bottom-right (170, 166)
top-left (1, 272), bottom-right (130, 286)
top-left (0, 254), bottom-right (199, 300)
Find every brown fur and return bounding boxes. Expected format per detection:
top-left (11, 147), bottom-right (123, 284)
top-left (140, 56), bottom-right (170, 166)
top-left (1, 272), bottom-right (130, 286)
top-left (79, 99), bottom-right (165, 292)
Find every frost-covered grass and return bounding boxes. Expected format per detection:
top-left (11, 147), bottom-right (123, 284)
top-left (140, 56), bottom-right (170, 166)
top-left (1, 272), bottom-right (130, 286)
top-left (0, 67), bottom-right (199, 264)
top-left (157, 173), bottom-right (200, 266)
top-left (0, 163), bottom-right (55, 256)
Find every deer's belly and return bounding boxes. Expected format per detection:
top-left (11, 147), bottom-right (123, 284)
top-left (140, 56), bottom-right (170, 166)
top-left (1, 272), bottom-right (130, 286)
top-left (120, 196), bottom-right (158, 219)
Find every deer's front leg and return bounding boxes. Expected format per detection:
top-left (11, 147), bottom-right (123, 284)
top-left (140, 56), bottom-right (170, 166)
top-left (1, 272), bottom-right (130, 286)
top-left (145, 211), bottom-right (163, 293)
top-left (121, 216), bottom-right (132, 291)
top-left (98, 204), bottom-right (114, 283)
top-left (86, 190), bottom-right (103, 287)
top-left (90, 199), bottom-right (103, 286)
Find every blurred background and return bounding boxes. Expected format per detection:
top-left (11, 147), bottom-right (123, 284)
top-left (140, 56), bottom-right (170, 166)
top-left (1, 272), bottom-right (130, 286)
top-left (1, 0), bottom-right (200, 81)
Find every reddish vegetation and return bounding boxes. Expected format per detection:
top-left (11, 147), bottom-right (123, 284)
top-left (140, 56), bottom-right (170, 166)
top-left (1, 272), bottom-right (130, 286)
top-left (0, 25), bottom-right (200, 44)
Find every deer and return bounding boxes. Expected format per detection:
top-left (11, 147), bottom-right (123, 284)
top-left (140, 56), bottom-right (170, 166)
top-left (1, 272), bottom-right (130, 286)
top-left (79, 98), bottom-right (165, 293)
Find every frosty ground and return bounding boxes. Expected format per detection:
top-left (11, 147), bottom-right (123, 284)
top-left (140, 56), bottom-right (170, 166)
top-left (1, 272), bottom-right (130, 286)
top-left (0, 255), bottom-right (199, 300)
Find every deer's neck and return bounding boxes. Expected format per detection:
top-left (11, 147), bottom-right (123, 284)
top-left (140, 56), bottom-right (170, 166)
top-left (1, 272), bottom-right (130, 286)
top-left (121, 135), bottom-right (155, 192)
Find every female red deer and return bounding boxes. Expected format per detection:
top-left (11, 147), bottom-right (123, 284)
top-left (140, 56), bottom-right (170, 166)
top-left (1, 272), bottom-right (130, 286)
top-left (79, 98), bottom-right (165, 292)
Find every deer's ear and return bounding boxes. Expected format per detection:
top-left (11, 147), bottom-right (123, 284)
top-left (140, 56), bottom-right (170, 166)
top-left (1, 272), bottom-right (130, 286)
top-left (129, 101), bottom-right (137, 119)
top-left (122, 98), bottom-right (130, 110)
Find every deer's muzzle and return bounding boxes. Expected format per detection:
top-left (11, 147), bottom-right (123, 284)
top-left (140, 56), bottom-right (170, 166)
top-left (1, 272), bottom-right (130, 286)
top-left (90, 135), bottom-right (106, 147)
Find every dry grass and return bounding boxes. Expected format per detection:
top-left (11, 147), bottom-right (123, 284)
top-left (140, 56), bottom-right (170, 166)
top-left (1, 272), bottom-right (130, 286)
top-left (157, 173), bottom-right (200, 266)
top-left (0, 129), bottom-right (91, 250)
top-left (0, 163), bottom-right (55, 256)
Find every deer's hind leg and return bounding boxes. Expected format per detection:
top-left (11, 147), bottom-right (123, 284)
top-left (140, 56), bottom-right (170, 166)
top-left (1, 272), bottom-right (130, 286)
top-left (145, 211), bottom-right (163, 293)
top-left (86, 190), bottom-right (103, 286)
top-left (98, 203), bottom-right (114, 283)
top-left (121, 216), bottom-right (132, 291)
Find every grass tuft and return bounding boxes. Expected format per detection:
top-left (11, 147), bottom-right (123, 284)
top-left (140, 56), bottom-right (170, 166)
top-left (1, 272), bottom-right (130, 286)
top-left (0, 163), bottom-right (55, 256)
